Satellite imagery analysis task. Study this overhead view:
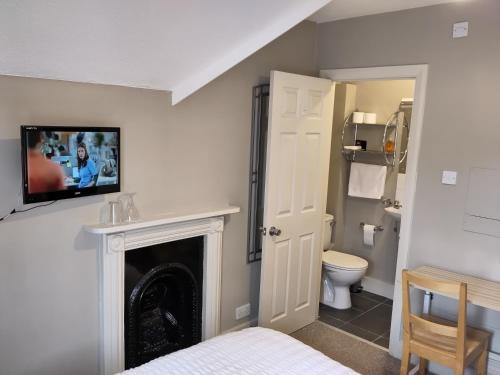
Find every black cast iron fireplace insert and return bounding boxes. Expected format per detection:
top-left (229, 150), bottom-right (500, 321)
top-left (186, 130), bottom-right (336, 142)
top-left (124, 236), bottom-right (203, 369)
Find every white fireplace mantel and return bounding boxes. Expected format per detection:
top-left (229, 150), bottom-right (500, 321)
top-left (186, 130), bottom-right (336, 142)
top-left (85, 205), bottom-right (240, 375)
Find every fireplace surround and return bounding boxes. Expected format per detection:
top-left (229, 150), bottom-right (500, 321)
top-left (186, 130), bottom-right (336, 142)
top-left (85, 206), bottom-right (239, 375)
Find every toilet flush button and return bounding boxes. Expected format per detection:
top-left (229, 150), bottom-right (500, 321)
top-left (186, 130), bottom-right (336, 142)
top-left (442, 170), bottom-right (457, 185)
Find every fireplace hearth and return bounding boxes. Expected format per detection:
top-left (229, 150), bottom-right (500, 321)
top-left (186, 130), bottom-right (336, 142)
top-left (124, 237), bottom-right (203, 369)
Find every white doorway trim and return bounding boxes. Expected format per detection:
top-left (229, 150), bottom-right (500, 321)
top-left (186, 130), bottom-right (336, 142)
top-left (320, 65), bottom-right (428, 359)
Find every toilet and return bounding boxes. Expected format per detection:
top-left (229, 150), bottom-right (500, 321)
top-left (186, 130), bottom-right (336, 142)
top-left (321, 214), bottom-right (368, 310)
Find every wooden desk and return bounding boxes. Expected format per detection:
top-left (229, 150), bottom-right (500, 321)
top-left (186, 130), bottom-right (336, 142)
top-left (412, 266), bottom-right (500, 312)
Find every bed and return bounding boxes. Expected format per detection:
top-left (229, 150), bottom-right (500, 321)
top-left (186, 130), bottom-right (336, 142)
top-left (118, 327), bottom-right (358, 374)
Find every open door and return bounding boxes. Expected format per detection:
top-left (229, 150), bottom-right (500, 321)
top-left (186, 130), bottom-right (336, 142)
top-left (258, 71), bottom-right (335, 333)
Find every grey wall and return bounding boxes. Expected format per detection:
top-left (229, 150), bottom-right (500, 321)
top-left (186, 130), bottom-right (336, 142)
top-left (0, 21), bottom-right (318, 375)
top-left (318, 0), bottom-right (500, 356)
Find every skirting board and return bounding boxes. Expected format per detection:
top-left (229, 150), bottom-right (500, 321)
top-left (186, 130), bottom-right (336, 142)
top-left (362, 276), bottom-right (394, 300)
top-left (221, 318), bottom-right (258, 335)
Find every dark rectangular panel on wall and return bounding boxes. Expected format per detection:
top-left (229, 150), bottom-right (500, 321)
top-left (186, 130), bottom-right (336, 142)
top-left (464, 168), bottom-right (500, 237)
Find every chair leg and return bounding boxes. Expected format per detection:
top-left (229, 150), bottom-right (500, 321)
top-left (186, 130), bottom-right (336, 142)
top-left (476, 345), bottom-right (488, 375)
top-left (454, 363), bottom-right (464, 375)
top-left (418, 357), bottom-right (428, 375)
top-left (400, 344), bottom-right (411, 375)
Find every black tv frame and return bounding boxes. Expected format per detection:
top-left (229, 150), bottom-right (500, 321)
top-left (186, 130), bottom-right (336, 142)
top-left (21, 125), bottom-right (121, 204)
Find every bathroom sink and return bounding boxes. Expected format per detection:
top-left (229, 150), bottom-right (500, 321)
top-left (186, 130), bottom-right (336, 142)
top-left (384, 206), bottom-right (401, 220)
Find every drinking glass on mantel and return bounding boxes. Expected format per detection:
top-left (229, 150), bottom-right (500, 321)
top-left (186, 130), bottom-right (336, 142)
top-left (100, 200), bottom-right (123, 225)
top-left (119, 193), bottom-right (140, 223)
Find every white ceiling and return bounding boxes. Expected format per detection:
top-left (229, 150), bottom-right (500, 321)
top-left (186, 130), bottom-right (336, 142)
top-left (0, 0), bottom-right (330, 104)
top-left (309, 0), bottom-right (466, 23)
top-left (0, 0), bottom-right (468, 104)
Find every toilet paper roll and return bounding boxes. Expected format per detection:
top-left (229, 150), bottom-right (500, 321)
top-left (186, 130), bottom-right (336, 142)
top-left (363, 224), bottom-right (376, 247)
top-left (363, 113), bottom-right (377, 124)
top-left (352, 112), bottom-right (364, 124)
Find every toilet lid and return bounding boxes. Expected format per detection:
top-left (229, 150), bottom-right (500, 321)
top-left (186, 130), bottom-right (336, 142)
top-left (322, 250), bottom-right (368, 270)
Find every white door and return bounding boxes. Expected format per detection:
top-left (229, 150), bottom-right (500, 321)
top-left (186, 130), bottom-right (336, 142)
top-left (258, 71), bottom-right (335, 333)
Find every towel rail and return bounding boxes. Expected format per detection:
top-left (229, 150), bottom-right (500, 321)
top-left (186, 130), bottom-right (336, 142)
top-left (360, 222), bottom-right (384, 232)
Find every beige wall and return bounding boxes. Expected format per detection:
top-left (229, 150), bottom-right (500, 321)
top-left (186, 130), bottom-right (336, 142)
top-left (318, 0), bottom-right (500, 355)
top-left (0, 22), bottom-right (318, 374)
top-left (354, 80), bottom-right (415, 123)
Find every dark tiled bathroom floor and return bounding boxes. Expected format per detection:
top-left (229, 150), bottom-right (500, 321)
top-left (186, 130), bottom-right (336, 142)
top-left (319, 291), bottom-right (393, 348)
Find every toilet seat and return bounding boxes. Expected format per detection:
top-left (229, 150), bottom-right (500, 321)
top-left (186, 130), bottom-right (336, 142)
top-left (322, 250), bottom-right (368, 271)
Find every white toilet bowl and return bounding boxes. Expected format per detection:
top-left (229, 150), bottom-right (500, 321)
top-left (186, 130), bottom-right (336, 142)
top-left (321, 250), bottom-right (368, 310)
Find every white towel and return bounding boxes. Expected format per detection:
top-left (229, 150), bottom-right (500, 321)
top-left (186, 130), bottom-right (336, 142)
top-left (348, 162), bottom-right (387, 199)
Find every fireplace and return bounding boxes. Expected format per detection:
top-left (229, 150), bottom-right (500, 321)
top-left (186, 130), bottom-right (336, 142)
top-left (124, 237), bottom-right (203, 368)
top-left (84, 206), bottom-right (239, 375)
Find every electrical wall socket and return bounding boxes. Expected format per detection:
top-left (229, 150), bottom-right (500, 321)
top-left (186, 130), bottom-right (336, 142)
top-left (235, 303), bottom-right (251, 320)
top-left (453, 21), bottom-right (469, 38)
top-left (442, 170), bottom-right (457, 185)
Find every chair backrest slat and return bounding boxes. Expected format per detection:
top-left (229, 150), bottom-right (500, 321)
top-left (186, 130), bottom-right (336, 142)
top-left (406, 271), bottom-right (461, 297)
top-left (410, 315), bottom-right (458, 337)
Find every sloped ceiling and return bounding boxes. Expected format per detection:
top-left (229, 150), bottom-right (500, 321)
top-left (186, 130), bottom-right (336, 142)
top-left (0, 0), bottom-right (330, 104)
top-left (309, 0), bottom-right (466, 23)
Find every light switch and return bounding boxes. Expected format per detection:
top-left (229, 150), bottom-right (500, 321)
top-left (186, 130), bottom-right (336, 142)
top-left (453, 21), bottom-right (468, 38)
top-left (442, 170), bottom-right (457, 185)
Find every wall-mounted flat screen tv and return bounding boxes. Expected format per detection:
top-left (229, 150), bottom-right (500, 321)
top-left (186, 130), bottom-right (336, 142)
top-left (21, 126), bottom-right (120, 204)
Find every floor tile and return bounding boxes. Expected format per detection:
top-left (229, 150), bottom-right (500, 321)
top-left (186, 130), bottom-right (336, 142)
top-left (350, 293), bottom-right (379, 311)
top-left (319, 303), bottom-right (363, 322)
top-left (373, 336), bottom-right (390, 348)
top-left (318, 313), bottom-right (345, 328)
top-left (349, 304), bottom-right (393, 335)
top-left (359, 290), bottom-right (387, 303)
top-left (340, 323), bottom-right (379, 342)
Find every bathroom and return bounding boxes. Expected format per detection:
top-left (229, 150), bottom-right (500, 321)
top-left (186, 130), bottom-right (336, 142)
top-left (319, 79), bottom-right (416, 349)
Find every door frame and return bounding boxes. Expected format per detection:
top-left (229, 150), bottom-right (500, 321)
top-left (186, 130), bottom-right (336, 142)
top-left (320, 65), bottom-right (428, 358)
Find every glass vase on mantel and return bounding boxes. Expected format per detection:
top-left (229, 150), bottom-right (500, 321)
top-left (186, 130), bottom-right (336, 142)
top-left (119, 192), bottom-right (140, 223)
top-left (100, 200), bottom-right (123, 225)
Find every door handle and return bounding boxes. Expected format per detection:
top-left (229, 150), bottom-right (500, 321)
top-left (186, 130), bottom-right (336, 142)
top-left (268, 226), bottom-right (282, 237)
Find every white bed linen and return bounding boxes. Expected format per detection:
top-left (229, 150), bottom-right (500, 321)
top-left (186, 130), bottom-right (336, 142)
top-left (118, 327), bottom-right (358, 374)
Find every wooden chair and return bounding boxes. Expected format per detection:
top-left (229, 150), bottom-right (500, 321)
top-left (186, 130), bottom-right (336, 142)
top-left (400, 269), bottom-right (490, 375)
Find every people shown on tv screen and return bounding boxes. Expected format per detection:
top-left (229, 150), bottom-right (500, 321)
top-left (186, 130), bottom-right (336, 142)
top-left (77, 142), bottom-right (97, 188)
top-left (25, 130), bottom-right (119, 194)
top-left (27, 131), bottom-right (66, 194)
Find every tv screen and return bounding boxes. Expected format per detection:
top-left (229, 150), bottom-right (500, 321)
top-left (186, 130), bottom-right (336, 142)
top-left (21, 126), bottom-right (120, 203)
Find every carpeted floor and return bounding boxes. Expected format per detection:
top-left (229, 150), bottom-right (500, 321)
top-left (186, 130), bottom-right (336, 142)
top-left (291, 320), bottom-right (402, 375)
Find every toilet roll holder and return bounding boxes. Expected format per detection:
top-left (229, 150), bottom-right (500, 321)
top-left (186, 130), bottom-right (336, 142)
top-left (360, 222), bottom-right (384, 232)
